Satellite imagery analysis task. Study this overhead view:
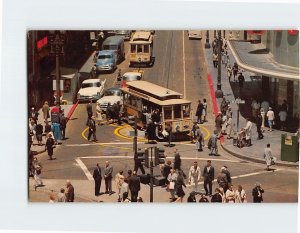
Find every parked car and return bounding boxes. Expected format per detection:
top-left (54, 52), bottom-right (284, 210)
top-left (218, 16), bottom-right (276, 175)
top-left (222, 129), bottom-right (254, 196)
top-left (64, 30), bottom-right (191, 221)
top-left (118, 71), bottom-right (143, 87)
top-left (115, 30), bottom-right (132, 41)
top-left (96, 88), bottom-right (123, 112)
top-left (77, 79), bottom-right (106, 102)
top-left (95, 50), bottom-right (117, 73)
top-left (188, 30), bottom-right (202, 40)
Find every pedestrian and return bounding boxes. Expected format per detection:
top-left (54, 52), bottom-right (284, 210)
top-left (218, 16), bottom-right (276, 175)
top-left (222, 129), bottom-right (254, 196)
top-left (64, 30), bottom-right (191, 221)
top-left (175, 171), bottom-right (186, 202)
top-left (251, 99), bottom-right (261, 120)
top-left (202, 98), bottom-right (208, 122)
top-left (29, 107), bottom-right (39, 124)
top-left (196, 100), bottom-right (204, 124)
top-left (87, 116), bottom-right (98, 142)
top-left (167, 169), bottom-right (178, 202)
top-left (224, 50), bottom-right (230, 67)
top-left (86, 100), bottom-right (93, 118)
top-left (191, 122), bottom-right (198, 143)
top-left (220, 98), bottom-right (228, 115)
top-left (29, 119), bottom-right (36, 144)
top-left (173, 149), bottom-right (186, 178)
top-left (202, 160), bottom-right (214, 196)
top-left (165, 122), bottom-right (174, 147)
top-left (232, 62), bottom-right (239, 81)
top-left (44, 120), bottom-right (52, 139)
top-left (222, 166), bottom-right (232, 184)
top-left (49, 193), bottom-right (56, 203)
top-left (264, 144), bottom-right (275, 171)
top-left (227, 64), bottom-right (232, 82)
top-left (51, 122), bottom-right (61, 144)
top-left (215, 112), bottom-right (223, 136)
top-left (104, 161), bottom-right (113, 195)
top-left (261, 99), bottom-right (270, 115)
top-left (235, 185), bottom-right (247, 203)
top-left (217, 168), bottom-right (228, 194)
top-left (199, 194), bottom-right (209, 203)
top-left (35, 121), bottom-right (43, 146)
top-left (252, 183), bottom-right (264, 203)
top-left (226, 115), bottom-right (233, 139)
top-left (42, 101), bottom-right (50, 121)
top-left (256, 113), bottom-right (264, 139)
top-left (134, 149), bottom-right (146, 175)
top-left (128, 171), bottom-right (141, 202)
top-left (244, 118), bottom-right (253, 146)
top-left (208, 131), bottom-right (218, 156)
top-left (60, 112), bottom-right (67, 140)
top-left (225, 184), bottom-right (235, 203)
top-left (266, 107), bottom-right (275, 131)
top-left (187, 191), bottom-right (197, 202)
top-left (65, 180), bottom-right (75, 202)
top-left (162, 160), bottom-right (172, 181)
top-left (211, 188), bottom-right (223, 203)
top-left (57, 188), bottom-right (66, 202)
top-left (278, 107), bottom-right (287, 130)
top-left (188, 161), bottom-right (201, 193)
top-left (238, 72), bottom-right (245, 90)
top-left (96, 102), bottom-right (104, 125)
top-left (45, 134), bottom-right (55, 160)
top-left (32, 157), bottom-right (43, 191)
top-left (196, 126), bottom-right (204, 152)
top-left (221, 115), bottom-right (228, 135)
top-left (115, 170), bottom-right (125, 202)
top-left (93, 163), bottom-right (102, 196)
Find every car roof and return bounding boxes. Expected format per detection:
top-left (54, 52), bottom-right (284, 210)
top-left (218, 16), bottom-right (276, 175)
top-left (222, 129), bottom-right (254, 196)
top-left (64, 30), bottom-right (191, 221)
top-left (102, 36), bottom-right (124, 45)
top-left (98, 50), bottom-right (115, 55)
top-left (123, 72), bottom-right (142, 76)
top-left (82, 79), bottom-right (101, 84)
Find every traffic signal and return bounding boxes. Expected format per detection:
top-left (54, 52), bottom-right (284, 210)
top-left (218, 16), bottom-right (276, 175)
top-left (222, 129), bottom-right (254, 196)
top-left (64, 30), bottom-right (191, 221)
top-left (154, 147), bottom-right (165, 166)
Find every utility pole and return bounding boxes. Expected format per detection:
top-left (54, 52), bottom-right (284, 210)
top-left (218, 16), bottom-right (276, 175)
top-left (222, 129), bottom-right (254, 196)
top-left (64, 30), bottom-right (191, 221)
top-left (133, 116), bottom-right (138, 159)
top-left (205, 30), bottom-right (211, 48)
top-left (149, 147), bottom-right (154, 203)
top-left (215, 30), bottom-right (224, 98)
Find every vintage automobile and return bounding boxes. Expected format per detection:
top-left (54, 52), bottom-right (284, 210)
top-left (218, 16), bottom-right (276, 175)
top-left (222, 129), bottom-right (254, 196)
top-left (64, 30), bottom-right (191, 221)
top-left (96, 88), bottom-right (123, 112)
top-left (95, 50), bottom-right (117, 73)
top-left (188, 30), bottom-right (202, 40)
top-left (77, 79), bottom-right (106, 102)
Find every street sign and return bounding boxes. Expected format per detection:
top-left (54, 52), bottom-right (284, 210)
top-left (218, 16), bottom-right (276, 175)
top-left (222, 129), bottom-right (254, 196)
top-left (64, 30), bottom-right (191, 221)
top-left (49, 33), bottom-right (65, 55)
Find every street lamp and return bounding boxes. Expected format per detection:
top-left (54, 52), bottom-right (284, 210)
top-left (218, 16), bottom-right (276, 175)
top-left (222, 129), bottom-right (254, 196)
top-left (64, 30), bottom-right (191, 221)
top-left (205, 30), bottom-right (211, 48)
top-left (49, 30), bottom-right (65, 106)
top-left (215, 30), bottom-right (224, 98)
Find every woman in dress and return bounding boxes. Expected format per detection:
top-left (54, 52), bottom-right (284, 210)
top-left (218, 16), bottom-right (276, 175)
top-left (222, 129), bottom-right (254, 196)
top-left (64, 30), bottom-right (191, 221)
top-left (264, 144), bottom-right (274, 171)
top-left (235, 185), bottom-right (247, 203)
top-left (225, 184), bottom-right (235, 203)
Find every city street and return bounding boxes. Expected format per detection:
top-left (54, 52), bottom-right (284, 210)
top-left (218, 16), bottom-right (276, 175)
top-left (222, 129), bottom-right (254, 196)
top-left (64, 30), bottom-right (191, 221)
top-left (28, 30), bottom-right (299, 203)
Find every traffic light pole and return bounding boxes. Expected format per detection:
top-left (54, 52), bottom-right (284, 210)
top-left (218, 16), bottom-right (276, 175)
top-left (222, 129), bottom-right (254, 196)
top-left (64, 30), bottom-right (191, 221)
top-left (150, 147), bottom-right (154, 203)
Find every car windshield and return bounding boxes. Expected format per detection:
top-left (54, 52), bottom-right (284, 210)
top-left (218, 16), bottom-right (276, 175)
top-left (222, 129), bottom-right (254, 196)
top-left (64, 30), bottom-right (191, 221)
top-left (104, 89), bottom-right (121, 96)
top-left (82, 82), bottom-right (100, 88)
top-left (98, 54), bottom-right (112, 59)
top-left (123, 74), bottom-right (141, 81)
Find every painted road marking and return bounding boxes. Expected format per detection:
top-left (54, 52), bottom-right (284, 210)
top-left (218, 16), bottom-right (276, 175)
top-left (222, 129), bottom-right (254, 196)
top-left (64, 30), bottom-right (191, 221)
top-left (182, 30), bottom-right (186, 98)
top-left (185, 168), bottom-right (284, 187)
top-left (75, 158), bottom-right (94, 181)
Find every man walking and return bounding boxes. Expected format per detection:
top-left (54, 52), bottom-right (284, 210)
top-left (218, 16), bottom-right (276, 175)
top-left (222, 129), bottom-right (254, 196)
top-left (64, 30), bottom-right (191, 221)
top-left (217, 168), bottom-right (228, 194)
top-left (87, 116), bottom-right (97, 142)
top-left (42, 101), bottom-right (50, 121)
top-left (93, 163), bottom-right (102, 196)
top-left (244, 118), bottom-right (253, 146)
top-left (196, 100), bottom-right (204, 124)
top-left (252, 183), bottom-right (264, 203)
top-left (238, 72), bottom-right (245, 91)
top-left (60, 112), bottom-right (67, 140)
top-left (128, 171), bottom-right (141, 202)
top-left (266, 107), bottom-right (275, 131)
top-left (202, 160), bottom-right (214, 196)
top-left (188, 161), bottom-right (201, 193)
top-left (256, 113), bottom-right (264, 139)
top-left (86, 100), bottom-right (93, 118)
top-left (66, 180), bottom-right (75, 202)
top-left (104, 161), bottom-right (113, 195)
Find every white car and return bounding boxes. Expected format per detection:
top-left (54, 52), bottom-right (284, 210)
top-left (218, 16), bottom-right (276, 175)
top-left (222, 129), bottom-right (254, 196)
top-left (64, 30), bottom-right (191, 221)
top-left (188, 30), bottom-right (202, 40)
top-left (96, 88), bottom-right (123, 112)
top-left (77, 79), bottom-right (106, 102)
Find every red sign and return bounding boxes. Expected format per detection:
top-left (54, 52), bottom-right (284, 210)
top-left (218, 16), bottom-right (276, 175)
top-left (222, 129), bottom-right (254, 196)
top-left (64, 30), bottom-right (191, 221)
top-left (37, 36), bottom-right (48, 50)
top-left (288, 30), bottom-right (299, 36)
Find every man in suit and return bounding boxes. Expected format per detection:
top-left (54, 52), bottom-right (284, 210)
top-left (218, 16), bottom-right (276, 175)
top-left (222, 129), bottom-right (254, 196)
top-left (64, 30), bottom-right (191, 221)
top-left (104, 161), bottom-right (113, 195)
top-left (65, 180), bottom-right (75, 202)
top-left (60, 112), bottom-right (67, 140)
top-left (128, 171), bottom-right (141, 202)
top-left (252, 183), bottom-right (264, 203)
top-left (93, 163), bottom-right (102, 196)
top-left (202, 160), bottom-right (214, 196)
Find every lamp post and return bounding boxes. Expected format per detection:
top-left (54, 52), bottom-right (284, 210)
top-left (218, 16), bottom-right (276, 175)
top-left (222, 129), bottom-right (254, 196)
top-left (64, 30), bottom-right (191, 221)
top-left (205, 30), bottom-right (211, 48)
top-left (49, 31), bottom-right (65, 106)
top-left (214, 30), bottom-right (216, 39)
top-left (215, 30), bottom-right (224, 98)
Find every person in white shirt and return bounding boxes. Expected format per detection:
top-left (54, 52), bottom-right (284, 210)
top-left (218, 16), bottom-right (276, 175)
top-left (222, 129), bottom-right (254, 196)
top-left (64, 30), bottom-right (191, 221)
top-left (266, 107), bottom-right (275, 131)
top-left (244, 118), bottom-right (253, 146)
top-left (235, 185), bottom-right (247, 203)
top-left (264, 144), bottom-right (275, 171)
top-left (225, 184), bottom-right (235, 203)
top-left (188, 161), bottom-right (201, 193)
top-left (278, 107), bottom-right (287, 130)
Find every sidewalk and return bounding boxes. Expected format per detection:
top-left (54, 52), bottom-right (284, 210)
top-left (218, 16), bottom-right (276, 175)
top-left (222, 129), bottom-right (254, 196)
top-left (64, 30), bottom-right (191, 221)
top-left (204, 31), bottom-right (299, 167)
top-left (30, 103), bottom-right (78, 152)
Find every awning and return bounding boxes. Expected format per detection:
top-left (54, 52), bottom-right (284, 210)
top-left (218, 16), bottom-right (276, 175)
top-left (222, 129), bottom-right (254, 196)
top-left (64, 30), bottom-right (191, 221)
top-left (228, 40), bottom-right (300, 81)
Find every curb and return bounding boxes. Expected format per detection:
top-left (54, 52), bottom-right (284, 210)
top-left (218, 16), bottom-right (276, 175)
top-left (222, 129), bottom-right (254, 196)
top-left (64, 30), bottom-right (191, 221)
top-left (220, 141), bottom-right (299, 168)
top-left (66, 101), bottom-right (78, 123)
